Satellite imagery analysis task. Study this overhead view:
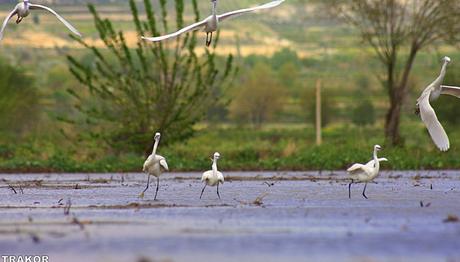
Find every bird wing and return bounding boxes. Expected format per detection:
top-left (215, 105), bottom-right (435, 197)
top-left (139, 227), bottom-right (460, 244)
top-left (217, 171), bottom-right (224, 184)
top-left (0, 6), bottom-right (18, 41)
top-left (201, 170), bottom-right (212, 182)
top-left (419, 93), bottom-right (450, 151)
top-left (29, 4), bottom-right (82, 37)
top-left (218, 0), bottom-right (284, 22)
top-left (441, 85), bottom-right (460, 98)
top-left (142, 154), bottom-right (154, 172)
top-left (365, 158), bottom-right (388, 168)
top-left (159, 158), bottom-right (169, 171)
top-left (141, 17), bottom-right (209, 42)
top-left (347, 163), bottom-right (366, 173)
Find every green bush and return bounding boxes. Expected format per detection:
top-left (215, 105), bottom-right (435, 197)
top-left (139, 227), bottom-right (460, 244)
top-left (351, 99), bottom-right (376, 126)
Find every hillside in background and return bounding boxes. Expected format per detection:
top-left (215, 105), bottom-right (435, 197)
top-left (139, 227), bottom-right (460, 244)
top-left (0, 0), bottom-right (121, 3)
top-left (0, 0), bottom-right (308, 55)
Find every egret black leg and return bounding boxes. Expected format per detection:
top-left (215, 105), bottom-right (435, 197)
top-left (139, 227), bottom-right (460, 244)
top-left (206, 32), bottom-right (213, 47)
top-left (16, 16), bottom-right (23, 24)
top-left (217, 183), bottom-right (221, 200)
top-left (362, 183), bottom-right (368, 199)
top-left (348, 179), bottom-right (353, 199)
top-left (154, 176), bottom-right (160, 200)
top-left (200, 184), bottom-right (207, 199)
top-left (142, 175), bottom-right (150, 194)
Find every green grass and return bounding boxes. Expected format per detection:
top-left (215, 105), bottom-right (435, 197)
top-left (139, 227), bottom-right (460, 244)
top-left (1, 122), bottom-right (459, 173)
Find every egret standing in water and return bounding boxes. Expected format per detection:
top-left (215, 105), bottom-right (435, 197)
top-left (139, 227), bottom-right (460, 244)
top-left (416, 56), bottom-right (460, 151)
top-left (142, 0), bottom-right (285, 47)
top-left (140, 132), bottom-right (169, 200)
top-left (200, 152), bottom-right (224, 199)
top-left (0, 0), bottom-right (82, 41)
top-left (347, 145), bottom-right (387, 199)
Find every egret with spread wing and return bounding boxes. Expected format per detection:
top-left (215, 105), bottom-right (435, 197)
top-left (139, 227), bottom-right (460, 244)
top-left (0, 0), bottom-right (82, 41)
top-left (415, 56), bottom-right (460, 151)
top-left (140, 132), bottom-right (169, 200)
top-left (142, 0), bottom-right (285, 47)
top-left (347, 145), bottom-right (387, 199)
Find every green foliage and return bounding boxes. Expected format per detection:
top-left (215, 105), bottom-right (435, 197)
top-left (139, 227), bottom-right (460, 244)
top-left (2, 123), bottom-right (460, 172)
top-left (229, 63), bottom-right (285, 127)
top-left (301, 87), bottom-right (335, 127)
top-left (67, 0), bottom-right (235, 154)
top-left (278, 62), bottom-right (301, 95)
top-left (351, 99), bottom-right (375, 126)
top-left (271, 48), bottom-right (301, 69)
top-left (0, 57), bottom-right (40, 135)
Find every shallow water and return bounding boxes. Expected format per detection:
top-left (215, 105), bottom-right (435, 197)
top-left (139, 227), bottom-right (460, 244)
top-left (0, 171), bottom-right (459, 262)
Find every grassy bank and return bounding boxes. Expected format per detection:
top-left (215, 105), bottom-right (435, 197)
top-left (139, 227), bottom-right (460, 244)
top-left (0, 122), bottom-right (459, 173)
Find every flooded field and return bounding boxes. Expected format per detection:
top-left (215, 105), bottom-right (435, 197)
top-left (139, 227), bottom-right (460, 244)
top-left (0, 171), bottom-right (459, 262)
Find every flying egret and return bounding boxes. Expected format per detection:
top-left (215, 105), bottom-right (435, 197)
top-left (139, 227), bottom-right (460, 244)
top-left (416, 56), bottom-right (460, 151)
top-left (200, 152), bottom-right (224, 199)
top-left (140, 132), bottom-right (169, 200)
top-left (347, 145), bottom-right (387, 199)
top-left (142, 0), bottom-right (285, 47)
top-left (0, 0), bottom-right (82, 41)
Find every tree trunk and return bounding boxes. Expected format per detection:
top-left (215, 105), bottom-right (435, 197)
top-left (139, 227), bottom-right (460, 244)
top-left (384, 45), bottom-right (418, 146)
top-left (384, 96), bottom-right (402, 146)
top-left (383, 51), bottom-right (400, 146)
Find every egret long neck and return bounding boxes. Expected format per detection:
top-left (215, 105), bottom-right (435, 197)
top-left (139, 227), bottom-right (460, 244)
top-left (435, 61), bottom-right (449, 86)
top-left (24, 0), bottom-right (29, 8)
top-left (211, 1), bottom-right (217, 15)
top-left (151, 138), bottom-right (159, 155)
top-left (440, 62), bottom-right (448, 80)
top-left (212, 159), bottom-right (218, 174)
top-left (373, 148), bottom-right (380, 172)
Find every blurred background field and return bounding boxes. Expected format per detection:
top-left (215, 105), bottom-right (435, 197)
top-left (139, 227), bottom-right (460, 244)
top-left (0, 0), bottom-right (460, 172)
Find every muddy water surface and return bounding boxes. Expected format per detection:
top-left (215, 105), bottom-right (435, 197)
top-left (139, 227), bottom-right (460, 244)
top-left (0, 171), bottom-right (459, 262)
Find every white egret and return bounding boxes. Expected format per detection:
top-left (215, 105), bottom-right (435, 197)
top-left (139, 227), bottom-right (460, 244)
top-left (200, 152), bottom-right (224, 199)
top-left (140, 132), bottom-right (169, 200)
top-left (416, 56), bottom-right (460, 151)
top-left (142, 0), bottom-right (285, 47)
top-left (347, 145), bottom-right (387, 199)
top-left (0, 0), bottom-right (82, 41)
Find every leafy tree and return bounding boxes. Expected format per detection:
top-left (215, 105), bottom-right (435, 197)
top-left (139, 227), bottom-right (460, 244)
top-left (301, 86), bottom-right (335, 128)
top-left (229, 63), bottom-right (284, 128)
top-left (355, 74), bottom-right (370, 91)
top-left (330, 0), bottom-right (460, 146)
top-left (271, 48), bottom-right (301, 69)
top-left (351, 99), bottom-right (375, 126)
top-left (278, 62), bottom-right (300, 95)
top-left (67, 0), bottom-right (235, 154)
top-left (0, 57), bottom-right (40, 135)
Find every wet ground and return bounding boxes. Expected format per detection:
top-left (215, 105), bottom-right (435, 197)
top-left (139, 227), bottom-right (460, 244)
top-left (0, 171), bottom-right (459, 262)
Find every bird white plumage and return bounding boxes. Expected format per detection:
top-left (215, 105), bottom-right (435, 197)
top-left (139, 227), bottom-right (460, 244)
top-left (139, 132), bottom-right (169, 200)
top-left (200, 152), bottom-right (224, 199)
top-left (416, 56), bottom-right (460, 152)
top-left (142, 0), bottom-right (285, 47)
top-left (347, 145), bottom-right (386, 199)
top-left (0, 0), bottom-right (81, 41)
